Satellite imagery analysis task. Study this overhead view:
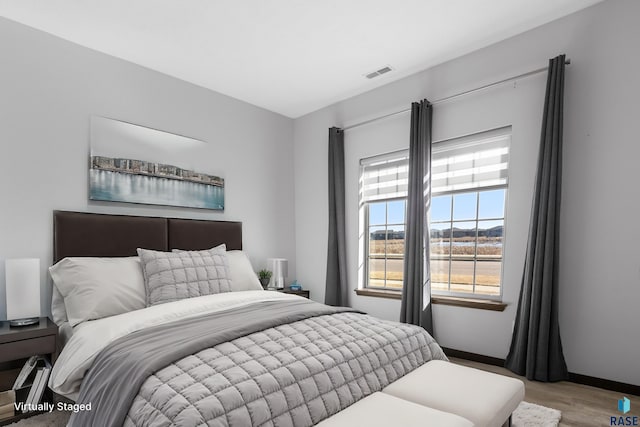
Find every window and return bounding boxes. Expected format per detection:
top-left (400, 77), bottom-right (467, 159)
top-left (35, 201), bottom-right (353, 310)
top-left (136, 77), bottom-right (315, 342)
top-left (360, 151), bottom-right (409, 290)
top-left (366, 199), bottom-right (407, 289)
top-left (360, 128), bottom-right (510, 299)
top-left (430, 189), bottom-right (506, 297)
top-left (430, 128), bottom-right (510, 299)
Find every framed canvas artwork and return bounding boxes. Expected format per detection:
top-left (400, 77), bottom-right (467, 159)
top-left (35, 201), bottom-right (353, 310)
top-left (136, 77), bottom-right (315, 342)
top-left (89, 117), bottom-right (224, 210)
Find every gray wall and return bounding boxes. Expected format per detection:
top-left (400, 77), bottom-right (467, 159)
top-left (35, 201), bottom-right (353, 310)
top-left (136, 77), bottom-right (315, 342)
top-left (294, 0), bottom-right (640, 385)
top-left (0, 18), bottom-right (296, 320)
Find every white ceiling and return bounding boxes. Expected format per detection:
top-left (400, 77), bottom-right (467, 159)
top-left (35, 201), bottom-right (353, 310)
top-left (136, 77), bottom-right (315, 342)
top-left (0, 0), bottom-right (603, 118)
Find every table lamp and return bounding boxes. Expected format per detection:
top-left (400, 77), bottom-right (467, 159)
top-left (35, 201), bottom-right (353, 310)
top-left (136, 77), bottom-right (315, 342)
top-left (5, 258), bottom-right (41, 327)
top-left (267, 258), bottom-right (288, 289)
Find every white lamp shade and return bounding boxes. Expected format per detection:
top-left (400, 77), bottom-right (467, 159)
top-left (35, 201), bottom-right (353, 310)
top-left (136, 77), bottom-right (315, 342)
top-left (5, 258), bottom-right (41, 321)
top-left (267, 258), bottom-right (288, 289)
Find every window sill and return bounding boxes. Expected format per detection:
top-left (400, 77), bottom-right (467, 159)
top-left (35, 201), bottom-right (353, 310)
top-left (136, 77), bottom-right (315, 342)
top-left (431, 295), bottom-right (507, 311)
top-left (355, 288), bottom-right (402, 299)
top-left (355, 289), bottom-right (507, 312)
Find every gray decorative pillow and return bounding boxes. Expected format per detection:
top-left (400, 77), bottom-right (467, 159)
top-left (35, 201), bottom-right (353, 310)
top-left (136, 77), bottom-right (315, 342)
top-left (137, 245), bottom-right (232, 306)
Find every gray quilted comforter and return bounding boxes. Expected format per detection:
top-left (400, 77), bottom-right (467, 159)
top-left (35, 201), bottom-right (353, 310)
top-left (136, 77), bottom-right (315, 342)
top-left (71, 298), bottom-right (446, 427)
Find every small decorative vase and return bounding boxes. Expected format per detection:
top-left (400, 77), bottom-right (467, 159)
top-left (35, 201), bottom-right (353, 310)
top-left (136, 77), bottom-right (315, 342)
top-left (259, 278), bottom-right (270, 289)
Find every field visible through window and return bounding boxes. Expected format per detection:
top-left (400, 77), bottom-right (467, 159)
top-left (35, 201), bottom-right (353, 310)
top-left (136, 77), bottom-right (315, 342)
top-left (368, 237), bottom-right (502, 295)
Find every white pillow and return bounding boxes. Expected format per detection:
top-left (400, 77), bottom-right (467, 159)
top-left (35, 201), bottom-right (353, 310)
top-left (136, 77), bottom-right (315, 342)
top-left (49, 257), bottom-right (146, 327)
top-left (51, 285), bottom-right (68, 325)
top-left (226, 251), bottom-right (263, 291)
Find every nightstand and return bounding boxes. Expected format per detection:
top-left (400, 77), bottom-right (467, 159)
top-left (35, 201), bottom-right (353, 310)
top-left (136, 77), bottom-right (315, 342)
top-left (0, 318), bottom-right (57, 426)
top-left (278, 289), bottom-right (310, 299)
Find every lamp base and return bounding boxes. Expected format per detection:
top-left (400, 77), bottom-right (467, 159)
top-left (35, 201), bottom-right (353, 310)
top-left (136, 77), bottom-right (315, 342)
top-left (9, 317), bottom-right (39, 327)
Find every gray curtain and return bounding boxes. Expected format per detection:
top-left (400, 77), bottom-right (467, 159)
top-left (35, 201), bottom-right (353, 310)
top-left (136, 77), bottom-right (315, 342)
top-left (505, 55), bottom-right (569, 381)
top-left (325, 127), bottom-right (348, 306)
top-left (400, 100), bottom-right (433, 334)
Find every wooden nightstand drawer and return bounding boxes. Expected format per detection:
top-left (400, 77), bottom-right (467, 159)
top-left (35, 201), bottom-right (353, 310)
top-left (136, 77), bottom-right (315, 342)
top-left (0, 335), bottom-right (56, 363)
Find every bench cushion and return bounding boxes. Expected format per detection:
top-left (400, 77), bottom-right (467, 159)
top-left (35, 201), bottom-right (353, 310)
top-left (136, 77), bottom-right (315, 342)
top-left (382, 360), bottom-right (524, 427)
top-left (316, 392), bottom-right (474, 427)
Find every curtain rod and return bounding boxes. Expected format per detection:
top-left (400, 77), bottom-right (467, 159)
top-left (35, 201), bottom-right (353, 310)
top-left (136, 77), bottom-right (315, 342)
top-left (343, 58), bottom-right (571, 131)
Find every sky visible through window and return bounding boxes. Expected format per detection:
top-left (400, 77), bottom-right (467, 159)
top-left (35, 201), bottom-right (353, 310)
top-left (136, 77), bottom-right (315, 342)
top-left (369, 200), bottom-right (404, 228)
top-left (369, 190), bottom-right (504, 229)
top-left (432, 189), bottom-right (504, 222)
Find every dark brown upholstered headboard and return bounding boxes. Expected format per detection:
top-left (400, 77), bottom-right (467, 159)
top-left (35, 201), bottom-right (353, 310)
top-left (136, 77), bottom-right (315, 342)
top-left (53, 211), bottom-right (242, 263)
top-left (168, 218), bottom-right (242, 252)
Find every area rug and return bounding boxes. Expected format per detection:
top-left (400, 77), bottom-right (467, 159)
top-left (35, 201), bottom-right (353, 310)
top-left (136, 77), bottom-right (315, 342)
top-left (8, 400), bottom-right (561, 426)
top-left (513, 401), bottom-right (562, 426)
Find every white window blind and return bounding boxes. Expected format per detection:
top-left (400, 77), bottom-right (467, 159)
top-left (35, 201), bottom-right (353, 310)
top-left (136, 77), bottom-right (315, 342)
top-left (360, 151), bottom-right (409, 202)
top-left (432, 127), bottom-right (510, 194)
top-left (359, 127), bottom-right (510, 202)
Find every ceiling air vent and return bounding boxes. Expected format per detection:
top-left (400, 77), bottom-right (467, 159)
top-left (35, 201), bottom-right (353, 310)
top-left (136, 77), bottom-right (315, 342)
top-left (365, 65), bottom-right (393, 79)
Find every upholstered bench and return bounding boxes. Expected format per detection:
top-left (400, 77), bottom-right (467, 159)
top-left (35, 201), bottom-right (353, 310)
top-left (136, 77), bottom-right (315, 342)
top-left (316, 392), bottom-right (474, 427)
top-left (382, 360), bottom-right (525, 427)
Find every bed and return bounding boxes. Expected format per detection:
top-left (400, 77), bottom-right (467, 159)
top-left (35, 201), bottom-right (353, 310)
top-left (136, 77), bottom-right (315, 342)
top-left (48, 211), bottom-right (448, 427)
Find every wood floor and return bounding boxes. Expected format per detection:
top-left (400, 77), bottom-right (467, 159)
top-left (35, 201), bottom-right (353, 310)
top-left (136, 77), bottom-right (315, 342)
top-left (450, 358), bottom-right (639, 426)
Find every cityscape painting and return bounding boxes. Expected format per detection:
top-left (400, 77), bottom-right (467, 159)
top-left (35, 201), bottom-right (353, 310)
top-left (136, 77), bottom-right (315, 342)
top-left (89, 117), bottom-right (224, 210)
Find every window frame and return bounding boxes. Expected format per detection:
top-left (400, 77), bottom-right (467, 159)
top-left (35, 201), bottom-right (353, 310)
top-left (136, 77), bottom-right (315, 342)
top-left (360, 179), bottom-right (509, 301)
top-left (363, 196), bottom-right (407, 291)
top-left (429, 184), bottom-right (509, 302)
